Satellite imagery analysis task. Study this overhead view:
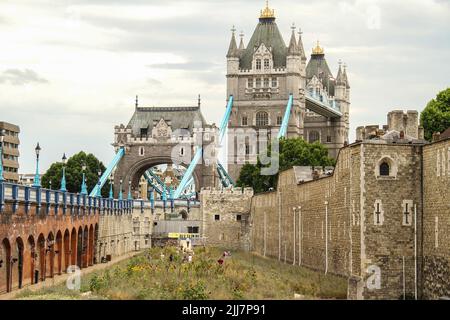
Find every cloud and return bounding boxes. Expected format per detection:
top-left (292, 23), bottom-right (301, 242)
top-left (0, 0), bottom-right (449, 173)
top-left (0, 69), bottom-right (49, 86)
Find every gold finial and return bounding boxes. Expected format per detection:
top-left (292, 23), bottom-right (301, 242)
top-left (260, 0), bottom-right (275, 19)
top-left (312, 40), bottom-right (324, 55)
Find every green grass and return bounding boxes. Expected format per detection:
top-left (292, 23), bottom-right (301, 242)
top-left (14, 247), bottom-right (347, 300)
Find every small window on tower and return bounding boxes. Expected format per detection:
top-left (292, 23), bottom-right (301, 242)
top-left (379, 162), bottom-right (390, 176)
top-left (242, 116), bottom-right (248, 126)
top-left (245, 143), bottom-right (250, 155)
top-left (255, 78), bottom-right (261, 88)
top-left (256, 59), bottom-right (261, 70)
top-left (214, 215), bottom-right (220, 221)
top-left (264, 78), bottom-right (270, 87)
top-left (277, 116), bottom-right (283, 126)
top-left (327, 136), bottom-right (332, 143)
top-left (248, 78), bottom-right (253, 88)
top-left (236, 215), bottom-right (242, 221)
top-left (140, 128), bottom-right (148, 137)
top-left (272, 78), bottom-right (278, 87)
top-left (264, 59), bottom-right (270, 69)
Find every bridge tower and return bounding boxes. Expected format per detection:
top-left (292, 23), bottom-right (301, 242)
top-left (226, 2), bottom-right (307, 181)
top-left (304, 44), bottom-right (350, 158)
top-left (111, 101), bottom-right (220, 199)
top-left (227, 2), bottom-right (350, 180)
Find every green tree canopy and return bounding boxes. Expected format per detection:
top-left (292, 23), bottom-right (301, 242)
top-left (41, 151), bottom-right (108, 197)
top-left (420, 88), bottom-right (450, 141)
top-left (236, 137), bottom-right (335, 193)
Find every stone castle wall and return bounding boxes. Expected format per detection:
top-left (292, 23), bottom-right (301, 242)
top-left (201, 188), bottom-right (254, 250)
top-left (422, 138), bottom-right (450, 299)
top-left (250, 142), bottom-right (426, 299)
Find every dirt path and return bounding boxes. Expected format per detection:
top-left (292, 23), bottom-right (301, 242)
top-left (0, 251), bottom-right (141, 300)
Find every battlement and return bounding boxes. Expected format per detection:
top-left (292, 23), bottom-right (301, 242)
top-left (200, 187), bottom-right (254, 196)
top-left (356, 109), bottom-right (425, 142)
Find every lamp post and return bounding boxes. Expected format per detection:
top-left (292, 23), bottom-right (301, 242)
top-left (108, 175), bottom-right (113, 199)
top-left (127, 180), bottom-right (132, 200)
top-left (0, 129), bottom-right (4, 182)
top-left (96, 168), bottom-right (102, 198)
top-left (60, 153), bottom-right (67, 192)
top-left (33, 143), bottom-right (41, 188)
top-left (80, 163), bottom-right (87, 195)
top-left (118, 178), bottom-right (123, 201)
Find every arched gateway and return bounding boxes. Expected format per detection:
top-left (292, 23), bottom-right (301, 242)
top-left (112, 101), bottom-right (220, 199)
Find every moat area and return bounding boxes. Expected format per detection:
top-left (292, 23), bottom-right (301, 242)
top-left (13, 247), bottom-right (347, 300)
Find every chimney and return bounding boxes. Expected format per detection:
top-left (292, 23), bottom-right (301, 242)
top-left (432, 132), bottom-right (441, 142)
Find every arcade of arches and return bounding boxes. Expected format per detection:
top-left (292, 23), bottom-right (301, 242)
top-left (0, 224), bottom-right (98, 294)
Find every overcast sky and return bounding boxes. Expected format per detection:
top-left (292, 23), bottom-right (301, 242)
top-left (1, 0), bottom-right (449, 174)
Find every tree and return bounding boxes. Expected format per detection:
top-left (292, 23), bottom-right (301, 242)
top-left (420, 88), bottom-right (450, 141)
top-left (41, 151), bottom-right (109, 197)
top-left (236, 137), bottom-right (335, 193)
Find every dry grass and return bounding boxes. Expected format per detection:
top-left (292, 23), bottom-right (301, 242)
top-left (15, 247), bottom-right (347, 300)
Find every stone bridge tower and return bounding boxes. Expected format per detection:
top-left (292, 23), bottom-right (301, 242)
top-left (226, 2), bottom-right (350, 180)
top-left (112, 98), bottom-right (220, 198)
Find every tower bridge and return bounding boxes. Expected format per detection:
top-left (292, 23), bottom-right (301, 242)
top-left (0, 1), bottom-right (352, 295)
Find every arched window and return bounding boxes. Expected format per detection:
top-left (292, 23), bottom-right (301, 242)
top-left (379, 162), bottom-right (390, 176)
top-left (256, 111), bottom-right (269, 127)
top-left (309, 131), bottom-right (320, 143)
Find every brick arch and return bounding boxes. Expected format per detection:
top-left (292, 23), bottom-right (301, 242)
top-left (27, 235), bottom-right (36, 285)
top-left (88, 225), bottom-right (94, 266)
top-left (63, 229), bottom-right (70, 272)
top-left (70, 228), bottom-right (77, 266)
top-left (55, 231), bottom-right (63, 275)
top-left (83, 226), bottom-right (89, 268)
top-left (94, 224), bottom-right (99, 264)
top-left (47, 232), bottom-right (55, 278)
top-left (1, 238), bottom-right (12, 293)
top-left (14, 237), bottom-right (24, 290)
top-left (37, 234), bottom-right (45, 281)
top-left (77, 227), bottom-right (83, 268)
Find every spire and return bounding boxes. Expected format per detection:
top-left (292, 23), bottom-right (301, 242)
top-left (198, 94), bottom-right (201, 107)
top-left (135, 95), bottom-right (139, 108)
top-left (298, 28), bottom-right (306, 61)
top-left (239, 31), bottom-right (245, 50)
top-left (343, 63), bottom-right (350, 88)
top-left (227, 25), bottom-right (239, 58)
top-left (312, 40), bottom-right (324, 55)
top-left (336, 60), bottom-right (345, 86)
top-left (288, 23), bottom-right (300, 56)
top-left (260, 0), bottom-right (275, 20)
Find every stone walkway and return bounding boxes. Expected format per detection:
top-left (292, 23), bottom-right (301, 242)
top-left (0, 251), bottom-right (141, 300)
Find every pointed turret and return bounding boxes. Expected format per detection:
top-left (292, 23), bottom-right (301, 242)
top-left (287, 24), bottom-right (300, 56)
top-left (239, 31), bottom-right (245, 50)
top-left (343, 64), bottom-right (350, 89)
top-left (336, 61), bottom-right (345, 86)
top-left (297, 28), bottom-right (306, 61)
top-left (227, 26), bottom-right (239, 58)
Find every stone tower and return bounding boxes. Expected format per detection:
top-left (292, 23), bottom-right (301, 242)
top-left (226, 2), bottom-right (350, 181)
top-left (226, 2), bottom-right (307, 180)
